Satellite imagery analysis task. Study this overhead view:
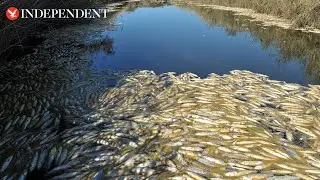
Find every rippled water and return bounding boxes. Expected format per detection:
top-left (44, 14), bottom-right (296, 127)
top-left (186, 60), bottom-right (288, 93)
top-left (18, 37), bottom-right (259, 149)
top-left (89, 4), bottom-right (320, 85)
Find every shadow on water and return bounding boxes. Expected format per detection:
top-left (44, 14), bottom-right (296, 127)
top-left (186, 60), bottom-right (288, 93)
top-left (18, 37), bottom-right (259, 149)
top-left (87, 38), bottom-right (115, 55)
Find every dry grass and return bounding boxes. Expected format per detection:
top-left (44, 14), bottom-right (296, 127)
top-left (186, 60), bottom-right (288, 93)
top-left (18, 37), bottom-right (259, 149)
top-left (180, 0), bottom-right (320, 29)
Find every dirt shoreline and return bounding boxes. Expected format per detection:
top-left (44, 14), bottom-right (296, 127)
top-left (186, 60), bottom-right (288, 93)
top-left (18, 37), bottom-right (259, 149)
top-left (173, 1), bottom-right (320, 34)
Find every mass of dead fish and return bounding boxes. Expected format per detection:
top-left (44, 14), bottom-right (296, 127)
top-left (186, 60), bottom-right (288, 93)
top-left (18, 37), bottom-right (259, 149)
top-left (97, 70), bottom-right (320, 179)
top-left (1, 66), bottom-right (320, 179)
top-left (0, 16), bottom-right (142, 179)
top-left (1, 4), bottom-right (320, 179)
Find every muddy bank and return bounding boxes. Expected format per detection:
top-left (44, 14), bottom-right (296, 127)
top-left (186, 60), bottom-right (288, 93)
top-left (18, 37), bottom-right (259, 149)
top-left (172, 0), bottom-right (320, 34)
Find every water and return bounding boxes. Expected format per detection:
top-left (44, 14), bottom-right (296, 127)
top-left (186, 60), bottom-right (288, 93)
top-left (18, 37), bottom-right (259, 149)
top-left (89, 4), bottom-right (320, 85)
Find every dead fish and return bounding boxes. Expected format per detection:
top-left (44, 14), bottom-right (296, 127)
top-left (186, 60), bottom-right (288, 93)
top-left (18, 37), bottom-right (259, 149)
top-left (57, 149), bottom-right (68, 165)
top-left (199, 155), bottom-right (225, 165)
top-left (54, 147), bottom-right (63, 165)
top-left (240, 161), bottom-right (262, 166)
top-left (261, 147), bottom-right (289, 159)
top-left (175, 153), bottom-right (187, 166)
top-left (275, 164), bottom-right (297, 171)
top-left (19, 104), bottom-right (25, 113)
top-left (1, 155), bottom-right (13, 172)
top-left (51, 172), bottom-right (80, 179)
top-left (37, 149), bottom-right (48, 170)
top-left (186, 171), bottom-right (207, 180)
top-left (305, 169), bottom-right (320, 174)
top-left (29, 152), bottom-right (39, 172)
top-left (23, 117), bottom-right (31, 130)
top-left (180, 146), bottom-right (203, 152)
top-left (47, 164), bottom-right (73, 176)
top-left (196, 158), bottom-right (217, 167)
top-left (270, 169), bottom-right (293, 174)
top-left (18, 171), bottom-right (27, 180)
top-left (47, 147), bottom-right (57, 169)
top-left (178, 150), bottom-right (199, 158)
top-left (230, 146), bottom-right (251, 152)
top-left (167, 141), bottom-right (184, 147)
top-left (185, 166), bottom-right (208, 176)
top-left (225, 170), bottom-right (254, 177)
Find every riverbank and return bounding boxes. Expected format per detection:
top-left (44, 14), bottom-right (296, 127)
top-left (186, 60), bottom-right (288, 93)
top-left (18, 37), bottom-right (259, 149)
top-left (172, 0), bottom-right (320, 34)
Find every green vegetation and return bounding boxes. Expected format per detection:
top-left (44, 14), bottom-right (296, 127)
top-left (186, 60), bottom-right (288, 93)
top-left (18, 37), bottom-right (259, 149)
top-left (175, 0), bottom-right (320, 29)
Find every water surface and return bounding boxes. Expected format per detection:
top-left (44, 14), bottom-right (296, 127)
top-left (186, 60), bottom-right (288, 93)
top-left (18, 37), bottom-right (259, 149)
top-left (89, 4), bottom-right (320, 85)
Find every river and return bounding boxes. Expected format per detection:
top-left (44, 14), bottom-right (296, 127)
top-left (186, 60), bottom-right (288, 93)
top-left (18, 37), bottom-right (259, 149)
top-left (89, 2), bottom-right (320, 85)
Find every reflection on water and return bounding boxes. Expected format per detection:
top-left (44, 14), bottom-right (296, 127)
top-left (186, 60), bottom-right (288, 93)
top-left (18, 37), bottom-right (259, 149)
top-left (180, 3), bottom-right (320, 82)
top-left (89, 4), bottom-right (320, 85)
top-left (87, 38), bottom-right (115, 55)
top-left (87, 38), bottom-right (116, 70)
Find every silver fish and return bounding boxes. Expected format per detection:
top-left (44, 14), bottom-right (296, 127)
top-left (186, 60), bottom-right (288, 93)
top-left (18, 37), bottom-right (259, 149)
top-left (1, 155), bottom-right (13, 173)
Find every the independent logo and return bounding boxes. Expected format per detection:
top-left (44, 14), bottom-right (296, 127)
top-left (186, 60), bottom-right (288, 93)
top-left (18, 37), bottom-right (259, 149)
top-left (6, 7), bottom-right (19, 21)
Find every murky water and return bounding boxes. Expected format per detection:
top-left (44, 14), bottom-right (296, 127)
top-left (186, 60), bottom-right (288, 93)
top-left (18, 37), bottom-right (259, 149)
top-left (90, 4), bottom-right (320, 85)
